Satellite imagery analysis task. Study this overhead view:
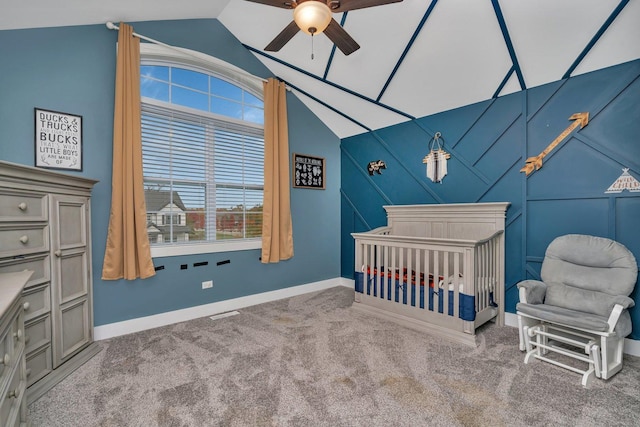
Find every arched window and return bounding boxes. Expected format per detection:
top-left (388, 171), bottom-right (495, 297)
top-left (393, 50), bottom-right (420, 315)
top-left (140, 45), bottom-right (264, 257)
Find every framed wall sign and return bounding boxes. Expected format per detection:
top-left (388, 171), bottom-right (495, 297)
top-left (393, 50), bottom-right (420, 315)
top-left (292, 153), bottom-right (325, 189)
top-left (34, 108), bottom-right (83, 171)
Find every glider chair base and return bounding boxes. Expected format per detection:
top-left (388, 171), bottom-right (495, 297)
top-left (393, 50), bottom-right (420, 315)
top-left (519, 313), bottom-right (624, 387)
top-left (515, 234), bottom-right (637, 387)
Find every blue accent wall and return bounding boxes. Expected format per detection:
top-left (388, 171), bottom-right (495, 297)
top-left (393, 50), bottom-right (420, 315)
top-left (0, 20), bottom-right (341, 326)
top-left (341, 59), bottom-right (640, 340)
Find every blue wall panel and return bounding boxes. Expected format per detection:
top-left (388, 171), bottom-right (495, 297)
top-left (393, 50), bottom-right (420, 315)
top-left (341, 59), bottom-right (640, 340)
top-left (474, 121), bottom-right (523, 183)
top-left (454, 96), bottom-right (521, 166)
top-left (526, 199), bottom-right (610, 254)
top-left (417, 101), bottom-right (492, 146)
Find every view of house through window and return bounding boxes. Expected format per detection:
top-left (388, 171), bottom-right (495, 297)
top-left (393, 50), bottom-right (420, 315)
top-left (140, 61), bottom-right (264, 250)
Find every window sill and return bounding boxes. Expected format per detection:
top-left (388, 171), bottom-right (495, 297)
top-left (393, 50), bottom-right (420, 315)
top-left (150, 239), bottom-right (261, 258)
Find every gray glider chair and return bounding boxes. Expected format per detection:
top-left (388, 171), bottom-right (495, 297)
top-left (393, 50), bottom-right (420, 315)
top-left (517, 234), bottom-right (637, 386)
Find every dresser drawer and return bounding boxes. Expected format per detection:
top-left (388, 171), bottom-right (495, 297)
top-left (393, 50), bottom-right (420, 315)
top-left (21, 283), bottom-right (51, 323)
top-left (26, 345), bottom-right (52, 387)
top-left (25, 315), bottom-right (51, 354)
top-left (0, 192), bottom-right (47, 222)
top-left (5, 399), bottom-right (24, 427)
top-left (10, 311), bottom-right (25, 358)
top-left (0, 315), bottom-right (23, 383)
top-left (0, 254), bottom-right (50, 289)
top-left (5, 399), bottom-right (25, 427)
top-left (0, 224), bottom-right (48, 258)
top-left (0, 356), bottom-right (24, 427)
top-left (0, 336), bottom-right (17, 382)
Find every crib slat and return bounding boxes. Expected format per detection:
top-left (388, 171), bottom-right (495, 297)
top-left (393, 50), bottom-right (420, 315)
top-left (433, 250), bottom-right (439, 317)
top-left (369, 243), bottom-right (375, 297)
top-left (485, 241), bottom-right (490, 310)
top-left (382, 244), bottom-right (388, 300)
top-left (365, 243), bottom-right (369, 296)
top-left (406, 248), bottom-right (418, 307)
top-left (415, 248), bottom-right (422, 309)
top-left (483, 241), bottom-right (489, 310)
top-left (483, 243), bottom-right (487, 311)
top-left (391, 246), bottom-right (397, 303)
top-left (425, 249), bottom-right (430, 312)
top-left (453, 250), bottom-right (460, 319)
top-left (400, 246), bottom-right (406, 305)
top-left (438, 251), bottom-right (449, 316)
top-left (478, 243), bottom-right (485, 312)
top-left (375, 242), bottom-right (382, 300)
top-left (364, 243), bottom-right (369, 295)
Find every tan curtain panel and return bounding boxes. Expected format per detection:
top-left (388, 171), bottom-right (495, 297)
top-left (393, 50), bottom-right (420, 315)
top-left (102, 23), bottom-right (155, 280)
top-left (261, 78), bottom-right (294, 263)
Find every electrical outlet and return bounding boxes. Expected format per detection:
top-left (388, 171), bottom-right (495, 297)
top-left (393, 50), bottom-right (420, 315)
top-left (202, 280), bottom-right (213, 289)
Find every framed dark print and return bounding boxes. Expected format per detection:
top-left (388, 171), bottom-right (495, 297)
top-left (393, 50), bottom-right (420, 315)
top-left (292, 153), bottom-right (325, 189)
top-left (34, 108), bottom-right (83, 171)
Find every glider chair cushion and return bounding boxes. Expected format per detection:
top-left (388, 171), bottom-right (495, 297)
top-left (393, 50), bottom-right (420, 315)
top-left (517, 234), bottom-right (636, 336)
top-left (516, 234), bottom-right (638, 386)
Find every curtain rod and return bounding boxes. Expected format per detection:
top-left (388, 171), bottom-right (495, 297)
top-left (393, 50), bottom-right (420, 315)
top-left (105, 21), bottom-right (280, 88)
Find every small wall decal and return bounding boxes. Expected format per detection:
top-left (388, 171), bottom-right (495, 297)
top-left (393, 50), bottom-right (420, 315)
top-left (521, 112), bottom-right (588, 176)
top-left (423, 132), bottom-right (450, 183)
top-left (605, 168), bottom-right (640, 193)
top-left (367, 160), bottom-right (386, 175)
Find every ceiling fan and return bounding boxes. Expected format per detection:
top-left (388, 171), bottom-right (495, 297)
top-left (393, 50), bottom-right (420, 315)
top-left (246, 0), bottom-right (403, 56)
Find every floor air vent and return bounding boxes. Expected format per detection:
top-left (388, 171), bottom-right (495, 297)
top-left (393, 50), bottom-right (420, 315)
top-left (209, 311), bottom-right (240, 321)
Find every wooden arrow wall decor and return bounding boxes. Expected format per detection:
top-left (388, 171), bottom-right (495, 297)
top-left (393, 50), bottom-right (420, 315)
top-left (521, 112), bottom-right (589, 176)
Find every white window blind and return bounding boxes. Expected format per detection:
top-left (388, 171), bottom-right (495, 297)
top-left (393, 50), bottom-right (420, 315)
top-left (141, 101), bottom-right (264, 247)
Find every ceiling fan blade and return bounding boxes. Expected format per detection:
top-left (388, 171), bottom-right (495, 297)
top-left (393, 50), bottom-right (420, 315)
top-left (264, 20), bottom-right (300, 52)
top-left (244, 0), bottom-right (295, 9)
top-left (323, 18), bottom-right (360, 56)
top-left (329, 0), bottom-right (403, 13)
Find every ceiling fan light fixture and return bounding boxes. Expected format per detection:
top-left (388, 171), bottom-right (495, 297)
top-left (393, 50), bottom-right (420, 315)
top-left (293, 1), bottom-right (332, 35)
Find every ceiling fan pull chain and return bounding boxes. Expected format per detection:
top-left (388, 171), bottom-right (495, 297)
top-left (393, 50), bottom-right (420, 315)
top-left (311, 33), bottom-right (314, 60)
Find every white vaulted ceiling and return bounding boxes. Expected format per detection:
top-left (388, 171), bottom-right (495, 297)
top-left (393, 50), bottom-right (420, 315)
top-left (2, 0), bottom-right (639, 138)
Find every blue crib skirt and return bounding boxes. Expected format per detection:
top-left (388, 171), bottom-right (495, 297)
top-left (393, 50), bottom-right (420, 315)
top-left (353, 272), bottom-right (476, 321)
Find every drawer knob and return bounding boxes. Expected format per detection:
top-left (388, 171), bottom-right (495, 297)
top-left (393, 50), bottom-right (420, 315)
top-left (18, 202), bottom-right (28, 211)
top-left (0, 354), bottom-right (9, 365)
top-left (7, 389), bottom-right (19, 399)
top-left (54, 250), bottom-right (62, 257)
top-left (19, 235), bottom-right (29, 244)
top-left (23, 302), bottom-right (30, 311)
top-left (14, 329), bottom-right (23, 340)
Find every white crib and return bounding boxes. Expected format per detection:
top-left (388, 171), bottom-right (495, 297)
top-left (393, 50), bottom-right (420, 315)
top-left (351, 203), bottom-right (510, 346)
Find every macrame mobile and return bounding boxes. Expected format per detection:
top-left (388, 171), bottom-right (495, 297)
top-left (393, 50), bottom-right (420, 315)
top-left (422, 132), bottom-right (450, 183)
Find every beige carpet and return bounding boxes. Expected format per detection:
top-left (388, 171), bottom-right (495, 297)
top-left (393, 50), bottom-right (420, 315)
top-left (28, 286), bottom-right (640, 426)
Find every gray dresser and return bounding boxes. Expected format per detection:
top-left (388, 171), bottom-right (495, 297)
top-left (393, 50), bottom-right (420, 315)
top-left (0, 161), bottom-right (100, 403)
top-left (0, 270), bottom-right (32, 426)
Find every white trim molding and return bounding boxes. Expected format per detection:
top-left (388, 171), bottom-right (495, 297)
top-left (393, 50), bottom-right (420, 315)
top-left (95, 277), bottom-right (350, 341)
top-left (505, 312), bottom-right (640, 357)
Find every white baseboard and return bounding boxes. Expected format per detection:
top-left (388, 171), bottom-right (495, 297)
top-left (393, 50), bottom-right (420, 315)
top-left (504, 312), bottom-right (640, 357)
top-left (95, 277), bottom-right (351, 341)
top-left (504, 312), bottom-right (519, 328)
